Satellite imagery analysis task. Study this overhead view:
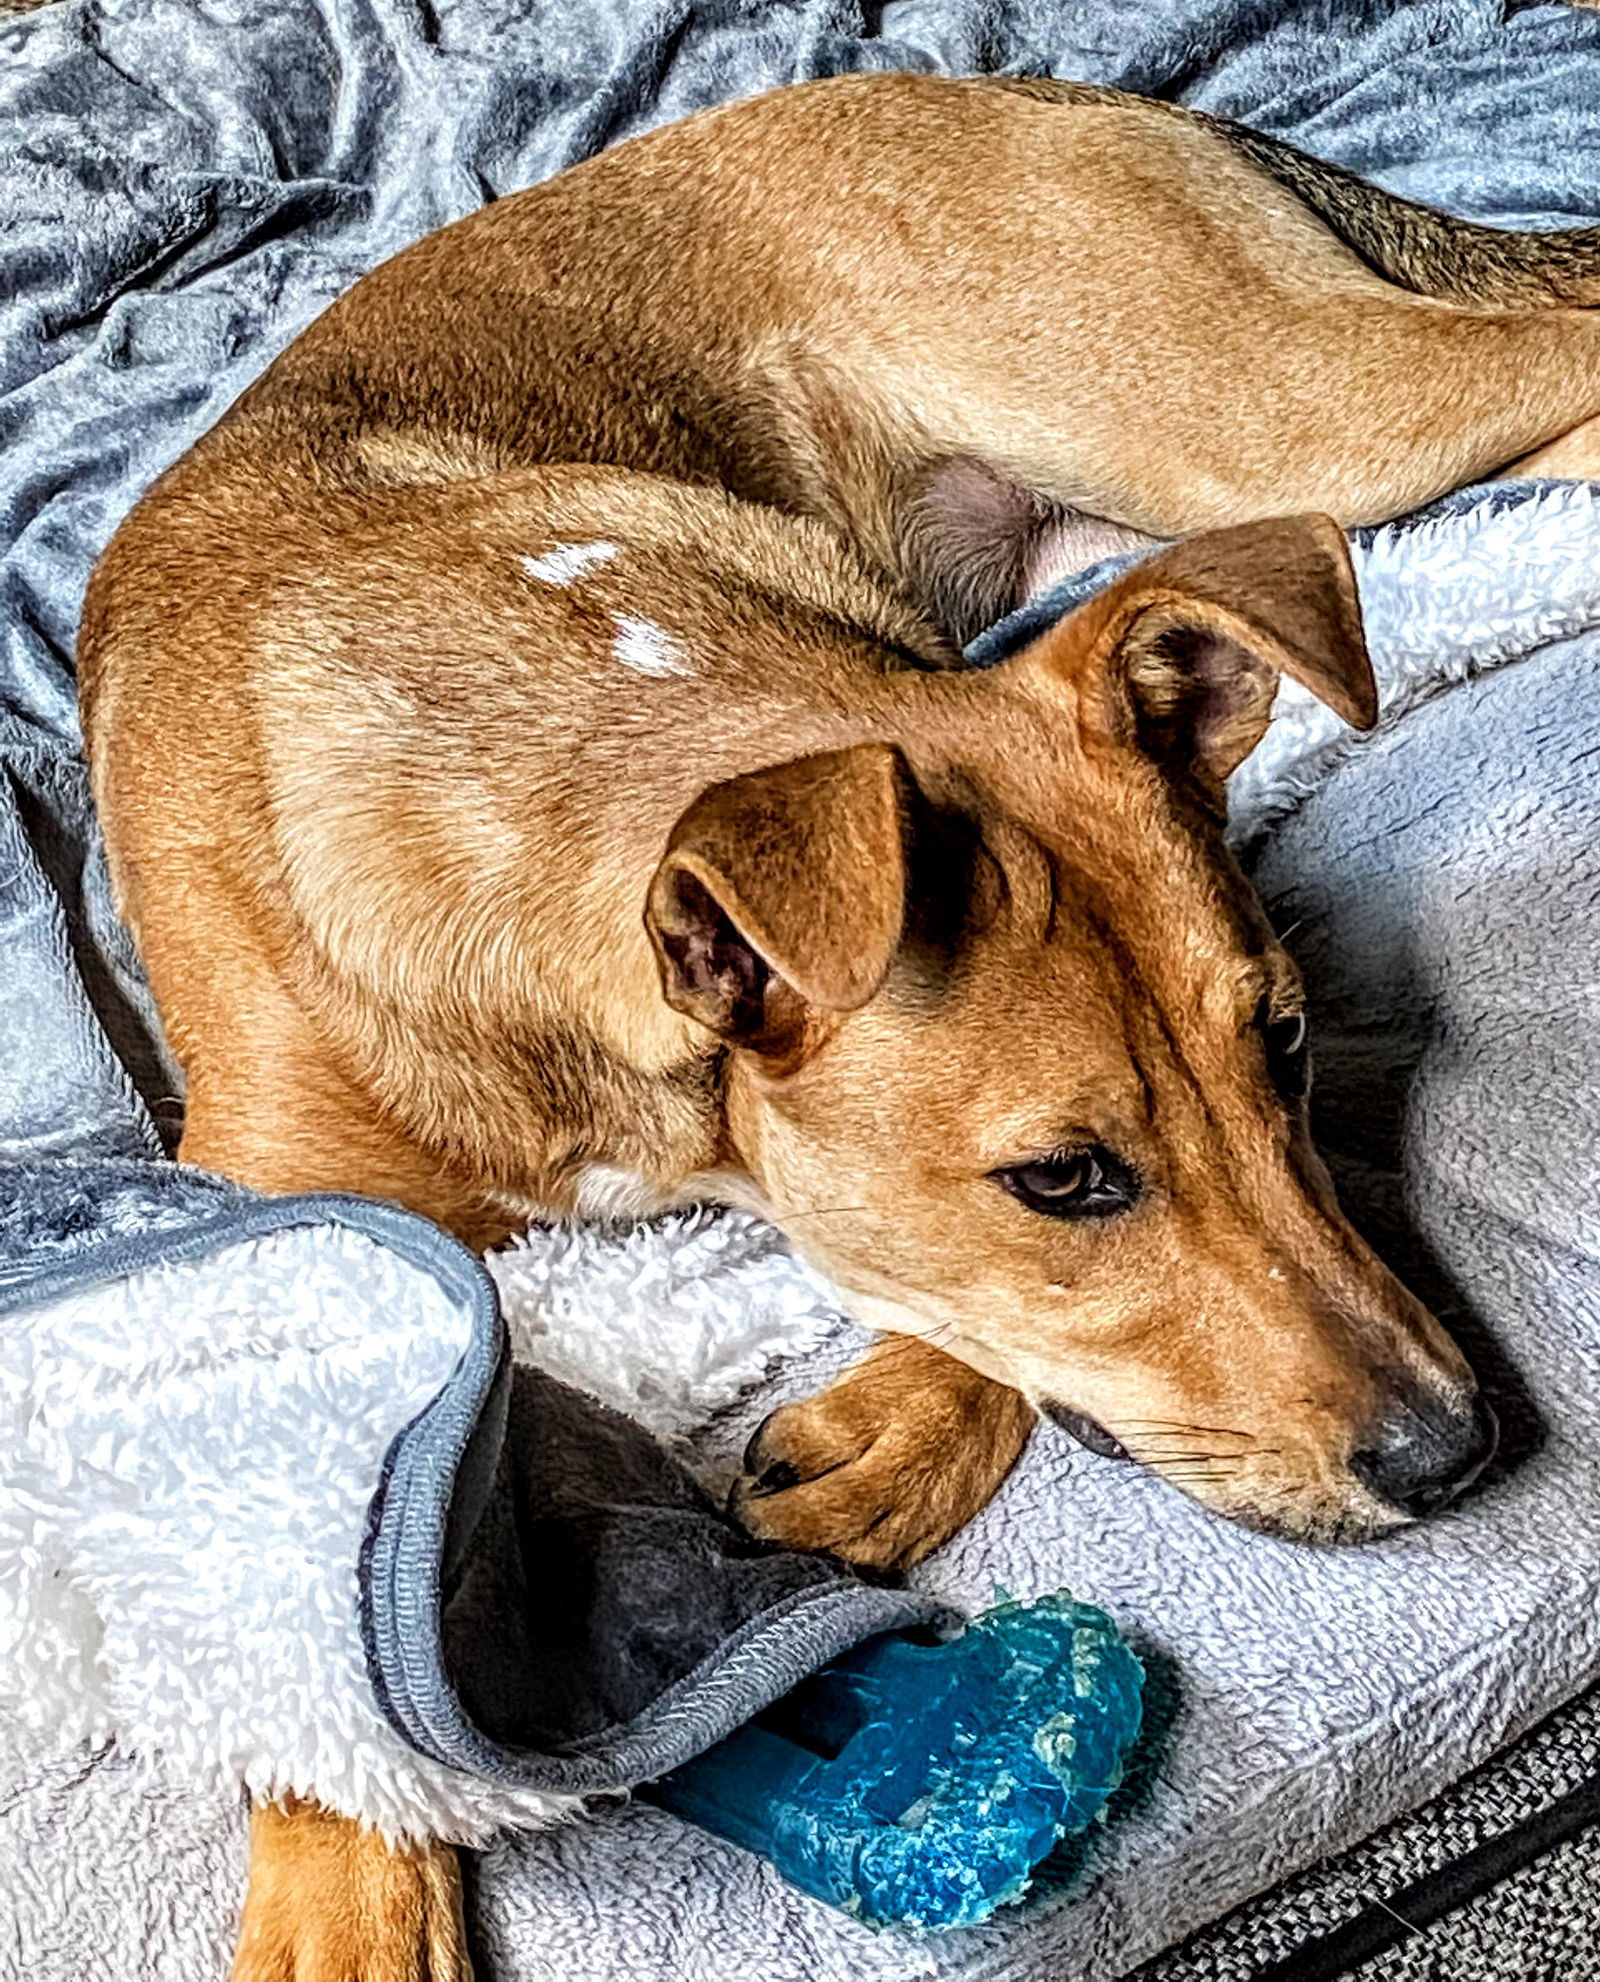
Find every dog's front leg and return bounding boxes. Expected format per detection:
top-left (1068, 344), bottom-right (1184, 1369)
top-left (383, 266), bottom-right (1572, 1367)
top-left (731, 1336), bottom-right (1035, 1571)
top-left (233, 1799), bottom-right (470, 1982)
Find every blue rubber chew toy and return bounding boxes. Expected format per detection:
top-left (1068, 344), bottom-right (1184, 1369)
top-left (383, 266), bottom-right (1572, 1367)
top-left (644, 1593), bottom-right (1144, 1933)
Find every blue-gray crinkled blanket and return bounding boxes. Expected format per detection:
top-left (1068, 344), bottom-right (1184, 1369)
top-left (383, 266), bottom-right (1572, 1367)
top-left (6, 3), bottom-right (1600, 1980)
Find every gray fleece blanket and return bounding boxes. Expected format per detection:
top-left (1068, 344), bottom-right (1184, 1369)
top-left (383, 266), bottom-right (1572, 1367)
top-left (6, 1), bottom-right (1600, 1979)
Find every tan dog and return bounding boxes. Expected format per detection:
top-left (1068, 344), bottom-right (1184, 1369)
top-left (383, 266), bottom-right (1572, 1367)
top-left (78, 72), bottom-right (1600, 1981)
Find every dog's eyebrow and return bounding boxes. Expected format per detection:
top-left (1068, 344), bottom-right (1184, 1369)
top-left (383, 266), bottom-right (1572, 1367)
top-left (1204, 974), bottom-right (1265, 1040)
top-left (996, 1112), bottom-right (1152, 1178)
top-left (982, 1082), bottom-right (1155, 1169)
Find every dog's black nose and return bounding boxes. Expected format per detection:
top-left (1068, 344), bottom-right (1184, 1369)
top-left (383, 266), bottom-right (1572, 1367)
top-left (1350, 1392), bottom-right (1498, 1518)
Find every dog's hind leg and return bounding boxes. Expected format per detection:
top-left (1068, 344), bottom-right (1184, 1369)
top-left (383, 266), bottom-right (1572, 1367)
top-left (233, 1798), bottom-right (471, 1982)
top-left (753, 77), bottom-right (1600, 605)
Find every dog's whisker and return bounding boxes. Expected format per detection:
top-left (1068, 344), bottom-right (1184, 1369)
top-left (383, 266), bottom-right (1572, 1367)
top-left (1129, 1447), bottom-right (1258, 1472)
top-left (1138, 1443), bottom-right (1275, 1461)
top-left (1118, 1420), bottom-right (1254, 1441)
top-left (1125, 1443), bottom-right (1255, 1462)
top-left (917, 1321), bottom-right (962, 1351)
top-left (1131, 1441), bottom-right (1253, 1457)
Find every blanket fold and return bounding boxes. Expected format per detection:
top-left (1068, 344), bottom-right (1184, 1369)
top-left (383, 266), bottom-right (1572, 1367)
top-left (0, 1160), bottom-right (940, 1844)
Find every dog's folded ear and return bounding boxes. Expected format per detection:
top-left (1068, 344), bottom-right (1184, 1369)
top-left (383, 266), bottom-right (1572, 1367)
top-left (1027, 513), bottom-right (1376, 791)
top-left (646, 743), bottom-right (908, 1053)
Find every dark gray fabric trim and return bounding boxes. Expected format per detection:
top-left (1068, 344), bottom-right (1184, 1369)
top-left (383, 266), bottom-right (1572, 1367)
top-left (348, 1206), bottom-right (947, 1793)
top-left (361, 1279), bottom-right (945, 1791)
top-left (1249, 1767), bottom-right (1600, 1980)
top-left (0, 1174), bottom-right (486, 1321)
top-left (1343, 1820), bottom-right (1600, 1981)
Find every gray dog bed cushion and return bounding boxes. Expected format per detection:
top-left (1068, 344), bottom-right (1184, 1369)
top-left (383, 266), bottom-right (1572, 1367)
top-left (8, 0), bottom-right (1600, 1979)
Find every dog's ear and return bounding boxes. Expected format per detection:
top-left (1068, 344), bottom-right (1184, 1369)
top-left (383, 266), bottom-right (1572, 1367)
top-left (646, 743), bottom-right (907, 1053)
top-left (1029, 514), bottom-right (1375, 790)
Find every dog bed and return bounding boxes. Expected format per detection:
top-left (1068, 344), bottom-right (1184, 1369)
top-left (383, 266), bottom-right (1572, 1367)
top-left (6, 0), bottom-right (1600, 1978)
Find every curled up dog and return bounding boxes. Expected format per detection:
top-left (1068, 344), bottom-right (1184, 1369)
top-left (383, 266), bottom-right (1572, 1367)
top-left (77, 71), bottom-right (1600, 1981)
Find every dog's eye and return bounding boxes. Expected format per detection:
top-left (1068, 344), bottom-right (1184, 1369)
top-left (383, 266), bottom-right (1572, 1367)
top-left (993, 1146), bottom-right (1140, 1220)
top-left (1259, 1000), bottom-right (1310, 1102)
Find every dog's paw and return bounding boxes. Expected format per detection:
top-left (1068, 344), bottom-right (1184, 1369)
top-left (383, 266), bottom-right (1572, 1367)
top-left (729, 1336), bottom-right (1035, 1572)
top-left (233, 1799), bottom-right (471, 1982)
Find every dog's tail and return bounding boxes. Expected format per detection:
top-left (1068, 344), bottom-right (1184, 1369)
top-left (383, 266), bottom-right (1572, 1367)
top-left (988, 75), bottom-right (1600, 310)
top-left (1208, 117), bottom-right (1600, 310)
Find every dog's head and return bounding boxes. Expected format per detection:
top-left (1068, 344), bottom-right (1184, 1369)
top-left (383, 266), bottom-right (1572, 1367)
top-left (645, 514), bottom-right (1494, 1543)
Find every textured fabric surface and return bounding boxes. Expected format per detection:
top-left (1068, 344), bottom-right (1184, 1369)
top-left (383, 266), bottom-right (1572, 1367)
top-left (7, 1), bottom-right (1600, 1980)
top-left (0, 1204), bottom-right (555, 1847)
top-left (1135, 1682), bottom-right (1600, 1980)
top-left (1348, 1839), bottom-right (1600, 1982)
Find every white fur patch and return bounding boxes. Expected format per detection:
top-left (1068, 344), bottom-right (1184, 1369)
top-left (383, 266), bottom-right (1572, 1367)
top-left (571, 1164), bottom-right (671, 1224)
top-left (611, 613), bottom-right (690, 679)
top-left (519, 540), bottom-right (619, 586)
